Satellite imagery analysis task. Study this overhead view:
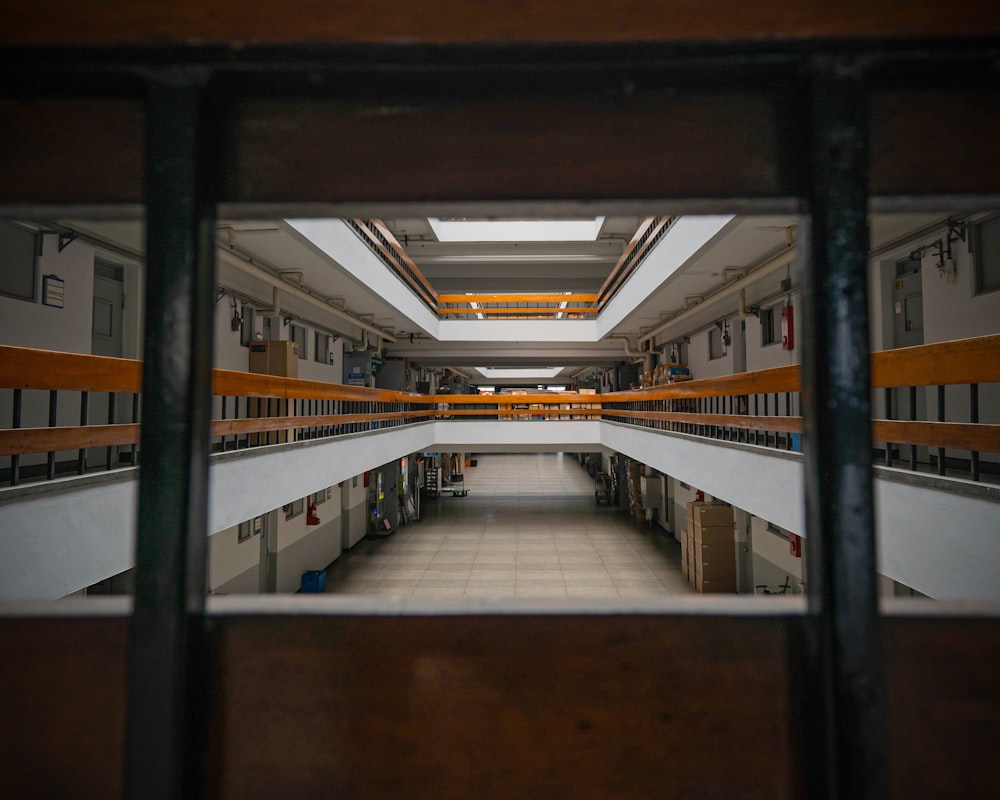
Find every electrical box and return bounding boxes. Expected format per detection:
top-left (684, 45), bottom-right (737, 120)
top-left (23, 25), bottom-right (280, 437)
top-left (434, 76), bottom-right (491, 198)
top-left (781, 305), bottom-right (795, 351)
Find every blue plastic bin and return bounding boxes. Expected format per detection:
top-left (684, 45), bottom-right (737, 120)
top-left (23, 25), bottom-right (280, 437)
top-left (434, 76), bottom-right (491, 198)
top-left (791, 433), bottom-right (801, 452)
top-left (301, 569), bottom-right (326, 593)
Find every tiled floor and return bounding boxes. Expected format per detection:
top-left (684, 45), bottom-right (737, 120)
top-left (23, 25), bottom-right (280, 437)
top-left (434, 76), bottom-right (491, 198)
top-left (325, 453), bottom-right (694, 597)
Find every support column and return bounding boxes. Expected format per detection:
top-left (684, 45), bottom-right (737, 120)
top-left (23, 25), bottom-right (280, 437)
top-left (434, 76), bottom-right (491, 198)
top-left (124, 73), bottom-right (217, 800)
top-left (800, 58), bottom-right (888, 800)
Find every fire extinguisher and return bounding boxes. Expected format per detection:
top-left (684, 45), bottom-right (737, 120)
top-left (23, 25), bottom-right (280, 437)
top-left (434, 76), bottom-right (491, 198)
top-left (306, 501), bottom-right (320, 526)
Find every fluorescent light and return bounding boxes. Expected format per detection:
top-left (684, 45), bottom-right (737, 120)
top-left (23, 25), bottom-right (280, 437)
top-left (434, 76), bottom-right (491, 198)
top-left (429, 217), bottom-right (605, 243)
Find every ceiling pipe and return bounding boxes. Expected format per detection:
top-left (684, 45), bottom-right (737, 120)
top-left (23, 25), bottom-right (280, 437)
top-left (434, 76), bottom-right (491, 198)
top-left (639, 245), bottom-right (798, 345)
top-left (608, 334), bottom-right (653, 374)
top-left (738, 288), bottom-right (756, 319)
top-left (216, 247), bottom-right (396, 343)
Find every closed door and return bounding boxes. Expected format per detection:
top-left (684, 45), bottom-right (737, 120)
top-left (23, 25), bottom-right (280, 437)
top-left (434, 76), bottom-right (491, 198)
top-left (891, 257), bottom-right (927, 460)
top-left (89, 265), bottom-right (124, 466)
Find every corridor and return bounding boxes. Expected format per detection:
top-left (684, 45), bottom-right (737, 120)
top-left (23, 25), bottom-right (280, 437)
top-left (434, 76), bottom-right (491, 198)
top-left (325, 453), bottom-right (693, 597)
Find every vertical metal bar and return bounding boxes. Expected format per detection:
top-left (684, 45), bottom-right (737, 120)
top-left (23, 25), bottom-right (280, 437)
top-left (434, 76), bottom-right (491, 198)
top-left (763, 393), bottom-right (770, 446)
top-left (106, 392), bottom-right (117, 470)
top-left (883, 387), bottom-right (893, 466)
top-left (908, 386), bottom-right (917, 471)
top-left (970, 383), bottom-right (980, 481)
top-left (125, 73), bottom-right (216, 800)
top-left (47, 390), bottom-right (58, 480)
top-left (78, 391), bottom-right (89, 475)
top-left (801, 57), bottom-right (887, 800)
top-left (220, 395), bottom-right (227, 451)
top-left (10, 388), bottom-right (22, 486)
top-left (130, 393), bottom-right (139, 466)
top-left (937, 385), bottom-right (945, 476)
top-left (786, 392), bottom-right (792, 450)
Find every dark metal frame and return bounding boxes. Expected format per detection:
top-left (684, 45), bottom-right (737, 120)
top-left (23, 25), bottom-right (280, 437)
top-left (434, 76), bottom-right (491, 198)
top-left (3, 37), bottom-right (999, 800)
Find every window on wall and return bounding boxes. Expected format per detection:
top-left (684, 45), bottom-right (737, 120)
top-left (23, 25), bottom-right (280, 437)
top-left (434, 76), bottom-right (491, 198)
top-left (289, 323), bottom-right (307, 359)
top-left (760, 306), bottom-right (780, 346)
top-left (240, 305), bottom-right (256, 347)
top-left (971, 214), bottom-right (1000, 294)
top-left (312, 488), bottom-right (329, 506)
top-left (708, 326), bottom-right (725, 360)
top-left (895, 253), bottom-right (921, 276)
top-left (237, 515), bottom-right (263, 543)
top-left (315, 331), bottom-right (331, 364)
top-left (0, 220), bottom-right (39, 302)
top-left (283, 498), bottom-right (305, 520)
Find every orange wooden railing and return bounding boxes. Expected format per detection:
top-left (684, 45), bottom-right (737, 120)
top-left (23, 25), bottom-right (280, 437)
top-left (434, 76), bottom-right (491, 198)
top-left (2, 334), bottom-right (998, 481)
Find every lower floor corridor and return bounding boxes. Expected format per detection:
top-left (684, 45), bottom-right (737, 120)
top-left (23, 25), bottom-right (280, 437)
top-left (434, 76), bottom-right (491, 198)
top-left (325, 453), bottom-right (694, 597)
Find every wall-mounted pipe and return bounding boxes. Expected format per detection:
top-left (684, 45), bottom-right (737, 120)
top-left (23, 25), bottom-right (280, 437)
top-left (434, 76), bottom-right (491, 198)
top-left (639, 246), bottom-right (798, 345)
top-left (608, 335), bottom-right (653, 373)
top-left (217, 247), bottom-right (396, 343)
top-left (738, 288), bottom-right (756, 319)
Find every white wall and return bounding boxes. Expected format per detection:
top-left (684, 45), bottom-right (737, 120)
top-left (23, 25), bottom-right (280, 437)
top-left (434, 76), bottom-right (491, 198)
top-left (209, 519), bottom-right (261, 594)
top-left (749, 516), bottom-right (805, 594)
top-left (342, 477), bottom-right (368, 550)
top-left (274, 490), bottom-right (342, 592)
top-left (0, 235), bottom-right (95, 354)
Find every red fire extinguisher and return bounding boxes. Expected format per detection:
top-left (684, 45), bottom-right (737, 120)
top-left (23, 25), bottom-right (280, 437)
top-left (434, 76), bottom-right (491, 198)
top-left (306, 502), bottom-right (320, 526)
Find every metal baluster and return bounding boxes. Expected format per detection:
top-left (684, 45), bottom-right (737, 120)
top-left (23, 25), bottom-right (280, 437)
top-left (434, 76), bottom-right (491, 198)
top-left (106, 391), bottom-right (116, 470)
top-left (937, 385), bottom-right (945, 476)
top-left (10, 389), bottom-right (21, 486)
top-left (131, 393), bottom-right (140, 465)
top-left (47, 390), bottom-right (58, 480)
top-left (78, 391), bottom-right (88, 475)
top-left (753, 394), bottom-right (759, 445)
top-left (970, 384), bottom-right (980, 481)
top-left (883, 387), bottom-right (893, 466)
top-left (909, 386), bottom-right (917, 471)
top-left (786, 392), bottom-right (792, 450)
top-left (220, 395), bottom-right (227, 451)
top-left (763, 393), bottom-right (770, 447)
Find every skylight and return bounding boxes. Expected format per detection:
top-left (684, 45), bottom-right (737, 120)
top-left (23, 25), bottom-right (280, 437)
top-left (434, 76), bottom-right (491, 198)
top-left (475, 367), bottom-right (566, 379)
top-left (428, 217), bottom-right (605, 243)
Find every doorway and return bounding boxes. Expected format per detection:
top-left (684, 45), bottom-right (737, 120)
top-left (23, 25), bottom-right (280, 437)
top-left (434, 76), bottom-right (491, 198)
top-left (890, 254), bottom-right (928, 462)
top-left (89, 261), bottom-right (124, 467)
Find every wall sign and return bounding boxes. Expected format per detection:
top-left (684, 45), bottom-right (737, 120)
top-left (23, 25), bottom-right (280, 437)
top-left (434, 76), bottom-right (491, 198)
top-left (42, 274), bottom-right (64, 308)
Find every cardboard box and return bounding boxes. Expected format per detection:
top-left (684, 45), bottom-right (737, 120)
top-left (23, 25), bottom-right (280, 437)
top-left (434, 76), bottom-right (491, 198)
top-left (249, 340), bottom-right (298, 378)
top-left (696, 576), bottom-right (737, 593)
top-left (694, 525), bottom-right (735, 546)
top-left (694, 545), bottom-right (736, 581)
top-left (688, 502), bottom-right (734, 528)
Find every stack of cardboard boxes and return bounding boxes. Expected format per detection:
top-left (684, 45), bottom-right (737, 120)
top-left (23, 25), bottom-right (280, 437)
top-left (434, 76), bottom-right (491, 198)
top-left (248, 340), bottom-right (299, 444)
top-left (682, 501), bottom-right (736, 593)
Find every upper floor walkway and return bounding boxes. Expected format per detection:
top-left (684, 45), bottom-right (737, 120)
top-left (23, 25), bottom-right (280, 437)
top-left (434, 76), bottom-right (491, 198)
top-left (2, 335), bottom-right (998, 600)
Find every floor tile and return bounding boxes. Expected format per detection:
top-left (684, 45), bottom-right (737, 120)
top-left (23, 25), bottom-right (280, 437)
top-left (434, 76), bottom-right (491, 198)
top-left (324, 453), bottom-right (695, 598)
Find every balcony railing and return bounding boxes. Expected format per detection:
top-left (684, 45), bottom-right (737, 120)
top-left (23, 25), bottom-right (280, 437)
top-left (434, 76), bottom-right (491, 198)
top-left (2, 334), bottom-right (998, 487)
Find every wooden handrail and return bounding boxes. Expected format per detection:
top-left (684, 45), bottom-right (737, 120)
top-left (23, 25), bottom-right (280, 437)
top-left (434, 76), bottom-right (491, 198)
top-left (0, 345), bottom-right (142, 393)
top-left (871, 333), bottom-right (1000, 387)
top-left (602, 365), bottom-right (800, 402)
top-left (2, 335), bottom-right (999, 461)
top-left (213, 369), bottom-right (432, 404)
top-left (438, 307), bottom-right (598, 316)
top-left (598, 216), bottom-right (672, 307)
top-left (353, 219), bottom-right (438, 306)
top-left (437, 293), bottom-right (599, 304)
